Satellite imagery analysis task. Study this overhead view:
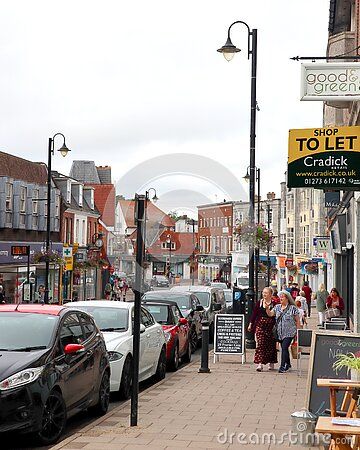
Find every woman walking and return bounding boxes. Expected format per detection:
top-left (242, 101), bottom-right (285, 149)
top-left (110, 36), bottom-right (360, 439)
top-left (248, 287), bottom-right (277, 372)
top-left (265, 290), bottom-right (301, 373)
top-left (313, 283), bottom-right (329, 325)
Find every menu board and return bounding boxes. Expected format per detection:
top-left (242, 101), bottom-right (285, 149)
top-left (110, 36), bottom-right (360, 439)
top-left (306, 331), bottom-right (360, 416)
top-left (214, 314), bottom-right (244, 355)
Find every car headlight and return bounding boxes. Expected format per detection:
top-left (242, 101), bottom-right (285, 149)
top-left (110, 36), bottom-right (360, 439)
top-left (164, 331), bottom-right (172, 342)
top-left (108, 351), bottom-right (124, 362)
top-left (0, 366), bottom-right (44, 391)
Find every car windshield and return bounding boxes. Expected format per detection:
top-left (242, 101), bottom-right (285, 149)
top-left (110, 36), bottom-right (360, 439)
top-left (211, 283), bottom-right (227, 289)
top-left (72, 306), bottom-right (128, 332)
top-left (191, 292), bottom-right (210, 308)
top-left (0, 313), bottom-right (58, 351)
top-left (167, 295), bottom-right (190, 310)
top-left (156, 276), bottom-right (168, 281)
top-left (143, 305), bottom-right (171, 324)
top-left (237, 277), bottom-right (249, 286)
top-left (224, 291), bottom-right (232, 302)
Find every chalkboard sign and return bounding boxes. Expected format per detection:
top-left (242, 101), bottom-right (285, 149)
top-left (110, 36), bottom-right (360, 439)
top-left (306, 331), bottom-right (360, 416)
top-left (214, 314), bottom-right (244, 356)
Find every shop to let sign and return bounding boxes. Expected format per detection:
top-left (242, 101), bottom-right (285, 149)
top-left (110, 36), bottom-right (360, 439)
top-left (11, 245), bottom-right (30, 256)
top-left (288, 126), bottom-right (360, 189)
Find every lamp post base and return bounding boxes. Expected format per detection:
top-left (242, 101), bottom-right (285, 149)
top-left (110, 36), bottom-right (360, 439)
top-left (245, 338), bottom-right (256, 349)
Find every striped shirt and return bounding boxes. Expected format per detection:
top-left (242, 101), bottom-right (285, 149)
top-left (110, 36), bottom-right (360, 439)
top-left (274, 304), bottom-right (299, 340)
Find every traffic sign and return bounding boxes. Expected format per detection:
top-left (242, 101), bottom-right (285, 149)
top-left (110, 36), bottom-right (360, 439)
top-left (64, 256), bottom-right (73, 271)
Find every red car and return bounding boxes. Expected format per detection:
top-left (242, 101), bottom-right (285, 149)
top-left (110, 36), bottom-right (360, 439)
top-left (142, 299), bottom-right (191, 370)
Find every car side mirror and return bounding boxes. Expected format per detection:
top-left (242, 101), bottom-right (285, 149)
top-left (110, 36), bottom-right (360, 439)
top-left (64, 343), bottom-right (85, 355)
top-left (140, 324), bottom-right (146, 334)
top-left (213, 303), bottom-right (222, 311)
top-left (195, 305), bottom-right (204, 312)
top-left (179, 318), bottom-right (188, 325)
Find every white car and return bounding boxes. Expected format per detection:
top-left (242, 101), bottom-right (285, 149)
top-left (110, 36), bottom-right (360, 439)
top-left (66, 301), bottom-right (166, 399)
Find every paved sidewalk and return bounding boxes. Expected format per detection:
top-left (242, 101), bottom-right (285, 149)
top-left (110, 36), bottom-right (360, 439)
top-left (51, 329), bottom-right (319, 450)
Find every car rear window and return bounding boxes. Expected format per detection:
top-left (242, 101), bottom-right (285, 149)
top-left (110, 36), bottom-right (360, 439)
top-left (143, 305), bottom-right (171, 324)
top-left (0, 312), bottom-right (58, 351)
top-left (70, 306), bottom-right (128, 332)
top-left (191, 292), bottom-right (210, 308)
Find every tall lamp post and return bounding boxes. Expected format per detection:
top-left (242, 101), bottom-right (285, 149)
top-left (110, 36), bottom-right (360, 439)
top-left (266, 203), bottom-right (272, 286)
top-left (45, 133), bottom-right (70, 304)
top-left (166, 234), bottom-right (172, 277)
top-left (243, 166), bottom-right (260, 299)
top-left (218, 21), bottom-right (258, 348)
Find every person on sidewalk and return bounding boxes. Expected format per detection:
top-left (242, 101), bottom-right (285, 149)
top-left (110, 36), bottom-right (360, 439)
top-left (265, 290), bottom-right (301, 373)
top-left (302, 281), bottom-right (312, 317)
top-left (326, 288), bottom-right (344, 316)
top-left (272, 288), bottom-right (280, 304)
top-left (248, 287), bottom-right (277, 372)
top-left (295, 299), bottom-right (307, 328)
top-left (296, 290), bottom-right (309, 317)
top-left (313, 283), bottom-right (329, 325)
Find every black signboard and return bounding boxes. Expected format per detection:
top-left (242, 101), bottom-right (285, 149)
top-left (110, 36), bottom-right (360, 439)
top-left (214, 314), bottom-right (244, 355)
top-left (306, 331), bottom-right (360, 416)
top-left (325, 191), bottom-right (340, 208)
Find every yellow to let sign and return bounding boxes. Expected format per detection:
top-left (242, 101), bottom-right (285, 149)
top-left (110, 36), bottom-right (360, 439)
top-left (65, 256), bottom-right (73, 271)
top-left (288, 126), bottom-right (360, 164)
top-left (288, 126), bottom-right (360, 189)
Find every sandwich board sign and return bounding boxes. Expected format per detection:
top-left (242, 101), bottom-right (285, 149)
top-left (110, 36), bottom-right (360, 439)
top-left (214, 314), bottom-right (245, 364)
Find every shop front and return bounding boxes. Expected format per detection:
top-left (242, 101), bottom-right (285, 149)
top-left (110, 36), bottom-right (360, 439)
top-left (0, 241), bottom-right (63, 303)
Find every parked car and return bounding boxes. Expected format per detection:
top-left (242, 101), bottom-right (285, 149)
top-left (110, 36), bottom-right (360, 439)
top-left (150, 275), bottom-right (170, 288)
top-left (66, 301), bottom-right (166, 399)
top-left (170, 286), bottom-right (226, 341)
top-left (142, 299), bottom-right (191, 370)
top-left (0, 304), bottom-right (110, 446)
top-left (142, 290), bottom-right (204, 352)
top-left (223, 288), bottom-right (233, 313)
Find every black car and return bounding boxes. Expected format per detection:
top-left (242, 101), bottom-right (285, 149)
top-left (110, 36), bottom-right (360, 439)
top-left (0, 304), bottom-right (110, 446)
top-left (142, 290), bottom-right (204, 352)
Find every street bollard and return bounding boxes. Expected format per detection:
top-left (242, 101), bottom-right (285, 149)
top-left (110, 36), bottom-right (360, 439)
top-left (198, 320), bottom-right (211, 373)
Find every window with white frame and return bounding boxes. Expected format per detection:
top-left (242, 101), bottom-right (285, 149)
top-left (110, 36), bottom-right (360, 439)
top-left (5, 183), bottom-right (13, 211)
top-left (75, 219), bottom-right (79, 242)
top-left (20, 187), bottom-right (27, 213)
top-left (55, 195), bottom-right (60, 217)
top-left (32, 189), bottom-right (39, 214)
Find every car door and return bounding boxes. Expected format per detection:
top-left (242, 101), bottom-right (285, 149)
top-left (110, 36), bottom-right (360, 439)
top-left (140, 307), bottom-right (162, 377)
top-left (172, 305), bottom-right (187, 355)
top-left (56, 312), bottom-right (93, 409)
top-left (191, 295), bottom-right (203, 338)
top-left (131, 307), bottom-right (147, 381)
top-left (78, 312), bottom-right (99, 394)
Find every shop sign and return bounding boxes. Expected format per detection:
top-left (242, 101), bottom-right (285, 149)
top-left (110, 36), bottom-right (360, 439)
top-left (285, 258), bottom-right (294, 268)
top-left (301, 63), bottom-right (360, 101)
top-left (63, 247), bottom-right (73, 258)
top-left (288, 126), bottom-right (360, 189)
top-left (325, 191), bottom-right (340, 208)
top-left (11, 245), bottom-right (30, 256)
top-left (65, 256), bottom-right (73, 271)
top-left (316, 238), bottom-right (330, 252)
top-left (0, 242), bottom-right (63, 265)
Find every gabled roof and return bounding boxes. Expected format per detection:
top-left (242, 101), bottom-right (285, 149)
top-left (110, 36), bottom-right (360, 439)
top-left (119, 200), bottom-right (175, 229)
top-left (70, 160), bottom-right (101, 184)
top-left (147, 231), bottom-right (198, 256)
top-left (0, 151), bottom-right (48, 185)
top-left (93, 184), bottom-right (115, 226)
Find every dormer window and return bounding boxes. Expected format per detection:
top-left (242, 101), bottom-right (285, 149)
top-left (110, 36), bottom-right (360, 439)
top-left (78, 184), bottom-right (83, 207)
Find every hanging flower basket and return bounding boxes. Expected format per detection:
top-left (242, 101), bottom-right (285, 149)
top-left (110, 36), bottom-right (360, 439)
top-left (234, 222), bottom-right (274, 252)
top-left (304, 262), bottom-right (318, 274)
top-left (258, 262), bottom-right (267, 273)
top-left (287, 264), bottom-right (298, 274)
top-left (32, 250), bottom-right (65, 265)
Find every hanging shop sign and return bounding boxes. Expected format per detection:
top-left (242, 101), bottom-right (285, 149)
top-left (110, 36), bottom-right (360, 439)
top-left (301, 63), bottom-right (360, 101)
top-left (325, 191), bottom-right (340, 208)
top-left (288, 126), bottom-right (360, 189)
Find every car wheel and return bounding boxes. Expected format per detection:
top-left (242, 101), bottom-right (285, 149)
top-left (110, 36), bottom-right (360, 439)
top-left (154, 347), bottom-right (167, 381)
top-left (89, 371), bottom-right (110, 416)
top-left (182, 340), bottom-right (192, 363)
top-left (119, 355), bottom-right (133, 400)
top-left (169, 344), bottom-right (179, 371)
top-left (190, 327), bottom-right (198, 353)
top-left (35, 390), bottom-right (67, 446)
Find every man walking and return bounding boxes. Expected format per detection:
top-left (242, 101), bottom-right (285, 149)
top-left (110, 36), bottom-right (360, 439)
top-left (302, 281), bottom-right (312, 318)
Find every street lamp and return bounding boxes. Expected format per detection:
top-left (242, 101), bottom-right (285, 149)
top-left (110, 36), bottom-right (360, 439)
top-left (218, 21), bottom-right (258, 349)
top-left (44, 133), bottom-right (70, 304)
top-left (243, 166), bottom-right (261, 299)
top-left (166, 234), bottom-right (172, 278)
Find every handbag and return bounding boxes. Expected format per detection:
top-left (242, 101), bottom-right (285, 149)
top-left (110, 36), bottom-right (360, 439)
top-left (324, 307), bottom-right (341, 320)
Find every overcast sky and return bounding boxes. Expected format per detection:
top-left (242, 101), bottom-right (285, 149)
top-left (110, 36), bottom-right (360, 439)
top-left (0, 1), bottom-right (329, 216)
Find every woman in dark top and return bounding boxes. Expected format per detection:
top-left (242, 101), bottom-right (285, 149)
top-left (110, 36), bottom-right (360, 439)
top-left (248, 287), bottom-right (277, 372)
